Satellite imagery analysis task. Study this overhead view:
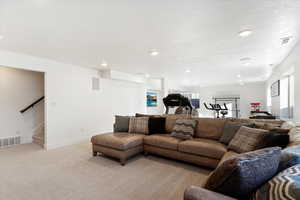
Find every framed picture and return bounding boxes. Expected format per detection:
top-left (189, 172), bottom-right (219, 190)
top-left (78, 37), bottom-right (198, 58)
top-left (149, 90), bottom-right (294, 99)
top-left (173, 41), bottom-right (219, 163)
top-left (147, 92), bottom-right (158, 107)
top-left (271, 80), bottom-right (280, 97)
top-left (191, 99), bottom-right (200, 109)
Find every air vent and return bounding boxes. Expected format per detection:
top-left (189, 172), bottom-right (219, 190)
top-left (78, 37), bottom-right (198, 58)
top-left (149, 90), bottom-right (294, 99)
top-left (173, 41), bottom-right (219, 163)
top-left (0, 136), bottom-right (21, 148)
top-left (92, 77), bottom-right (100, 90)
top-left (281, 36), bottom-right (292, 45)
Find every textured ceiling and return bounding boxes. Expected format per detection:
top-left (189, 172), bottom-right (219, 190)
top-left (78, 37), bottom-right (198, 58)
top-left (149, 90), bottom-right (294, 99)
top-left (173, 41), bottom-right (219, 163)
top-left (0, 0), bottom-right (300, 87)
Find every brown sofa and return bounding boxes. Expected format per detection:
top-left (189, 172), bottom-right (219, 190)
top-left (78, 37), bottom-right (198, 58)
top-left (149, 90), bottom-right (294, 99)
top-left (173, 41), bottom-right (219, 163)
top-left (91, 115), bottom-right (283, 167)
top-left (91, 115), bottom-right (299, 199)
top-left (184, 121), bottom-right (300, 200)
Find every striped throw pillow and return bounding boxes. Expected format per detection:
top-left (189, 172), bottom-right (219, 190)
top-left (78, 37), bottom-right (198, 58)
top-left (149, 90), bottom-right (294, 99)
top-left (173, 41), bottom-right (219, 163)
top-left (171, 119), bottom-right (197, 140)
top-left (128, 117), bottom-right (149, 134)
top-left (253, 164), bottom-right (300, 200)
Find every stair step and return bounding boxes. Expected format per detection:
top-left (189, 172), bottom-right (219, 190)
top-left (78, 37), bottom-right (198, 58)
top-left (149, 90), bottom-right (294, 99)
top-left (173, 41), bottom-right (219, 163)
top-left (32, 134), bottom-right (44, 147)
top-left (33, 134), bottom-right (43, 140)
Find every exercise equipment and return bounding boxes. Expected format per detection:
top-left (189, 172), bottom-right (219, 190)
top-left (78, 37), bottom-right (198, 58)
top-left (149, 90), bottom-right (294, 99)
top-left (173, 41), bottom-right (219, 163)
top-left (250, 102), bottom-right (261, 112)
top-left (163, 93), bottom-right (199, 116)
top-left (249, 111), bottom-right (276, 119)
top-left (204, 103), bottom-right (228, 118)
top-left (163, 93), bottom-right (192, 114)
top-left (249, 102), bottom-right (276, 119)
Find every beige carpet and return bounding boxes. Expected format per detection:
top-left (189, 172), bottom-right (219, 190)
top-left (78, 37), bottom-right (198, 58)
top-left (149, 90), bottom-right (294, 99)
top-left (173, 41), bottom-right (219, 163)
top-left (0, 142), bottom-right (210, 200)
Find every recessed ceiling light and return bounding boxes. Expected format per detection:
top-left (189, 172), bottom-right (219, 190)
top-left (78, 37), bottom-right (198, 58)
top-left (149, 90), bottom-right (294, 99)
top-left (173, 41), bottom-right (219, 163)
top-left (0, 35), bottom-right (3, 40)
top-left (240, 57), bottom-right (251, 62)
top-left (240, 57), bottom-right (251, 66)
top-left (237, 74), bottom-right (241, 78)
top-left (185, 69), bottom-right (191, 73)
top-left (149, 49), bottom-right (159, 56)
top-left (238, 29), bottom-right (253, 37)
top-left (100, 60), bottom-right (108, 67)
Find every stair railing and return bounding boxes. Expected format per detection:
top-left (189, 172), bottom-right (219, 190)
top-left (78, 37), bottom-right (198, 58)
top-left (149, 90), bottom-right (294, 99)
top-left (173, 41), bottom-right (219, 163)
top-left (20, 96), bottom-right (45, 114)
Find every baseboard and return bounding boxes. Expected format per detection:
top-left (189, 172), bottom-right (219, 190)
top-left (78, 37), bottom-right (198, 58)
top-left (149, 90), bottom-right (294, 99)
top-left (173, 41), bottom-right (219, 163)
top-left (21, 136), bottom-right (33, 144)
top-left (45, 136), bottom-right (90, 150)
top-left (44, 131), bottom-right (111, 150)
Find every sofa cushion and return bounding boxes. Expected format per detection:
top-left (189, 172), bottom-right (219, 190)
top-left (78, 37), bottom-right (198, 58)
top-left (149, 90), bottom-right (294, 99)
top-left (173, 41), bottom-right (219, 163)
top-left (247, 122), bottom-right (281, 130)
top-left (135, 113), bottom-right (161, 117)
top-left (178, 138), bottom-right (227, 159)
top-left (148, 117), bottom-right (166, 134)
top-left (144, 145), bottom-right (220, 168)
top-left (143, 134), bottom-right (181, 150)
top-left (184, 186), bottom-right (236, 200)
top-left (281, 121), bottom-right (300, 146)
top-left (91, 132), bottom-right (144, 151)
top-left (204, 147), bottom-right (281, 199)
top-left (114, 115), bottom-right (130, 132)
top-left (228, 126), bottom-right (270, 153)
top-left (253, 164), bottom-right (300, 200)
top-left (219, 122), bottom-right (244, 145)
top-left (278, 146), bottom-right (300, 172)
top-left (281, 121), bottom-right (296, 129)
top-left (128, 117), bottom-right (149, 134)
top-left (171, 119), bottom-right (198, 140)
top-left (217, 151), bottom-right (239, 167)
top-left (193, 118), bottom-right (227, 140)
top-left (228, 118), bottom-right (283, 128)
top-left (288, 127), bottom-right (300, 147)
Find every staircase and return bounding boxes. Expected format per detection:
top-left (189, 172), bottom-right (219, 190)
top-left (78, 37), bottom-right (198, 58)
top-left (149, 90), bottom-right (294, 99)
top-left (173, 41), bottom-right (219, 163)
top-left (32, 123), bottom-right (45, 147)
top-left (32, 133), bottom-right (44, 147)
top-left (20, 96), bottom-right (45, 147)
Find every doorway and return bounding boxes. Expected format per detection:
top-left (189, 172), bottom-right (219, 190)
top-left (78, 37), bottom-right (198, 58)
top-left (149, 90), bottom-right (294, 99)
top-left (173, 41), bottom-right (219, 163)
top-left (0, 66), bottom-right (45, 148)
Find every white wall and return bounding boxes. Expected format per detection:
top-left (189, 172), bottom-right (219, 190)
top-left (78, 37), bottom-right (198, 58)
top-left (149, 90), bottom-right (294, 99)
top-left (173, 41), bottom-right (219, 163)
top-left (195, 82), bottom-right (266, 118)
top-left (0, 66), bottom-right (44, 143)
top-left (267, 41), bottom-right (300, 122)
top-left (0, 50), bottom-right (146, 149)
top-left (296, 66), bottom-right (300, 123)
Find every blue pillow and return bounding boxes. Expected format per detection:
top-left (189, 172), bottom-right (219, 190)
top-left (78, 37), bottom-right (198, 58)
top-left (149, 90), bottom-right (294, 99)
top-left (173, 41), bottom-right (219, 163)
top-left (278, 146), bottom-right (300, 172)
top-left (253, 164), bottom-right (300, 200)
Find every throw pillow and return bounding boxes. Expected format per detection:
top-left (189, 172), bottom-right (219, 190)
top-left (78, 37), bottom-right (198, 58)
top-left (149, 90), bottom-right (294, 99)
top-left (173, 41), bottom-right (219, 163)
top-left (253, 164), bottom-right (300, 200)
top-left (164, 114), bottom-right (192, 133)
top-left (278, 146), bottom-right (300, 172)
top-left (148, 117), bottom-right (166, 134)
top-left (228, 126), bottom-right (270, 153)
top-left (204, 147), bottom-right (281, 199)
top-left (171, 119), bottom-right (197, 140)
top-left (114, 115), bottom-right (130, 132)
top-left (264, 131), bottom-right (290, 148)
top-left (219, 122), bottom-right (244, 145)
top-left (128, 117), bottom-right (149, 134)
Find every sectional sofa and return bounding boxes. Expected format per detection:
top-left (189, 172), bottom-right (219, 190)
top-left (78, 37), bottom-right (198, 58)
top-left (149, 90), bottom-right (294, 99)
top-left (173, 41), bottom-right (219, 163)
top-left (91, 114), bottom-right (300, 199)
top-left (91, 115), bottom-right (285, 167)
